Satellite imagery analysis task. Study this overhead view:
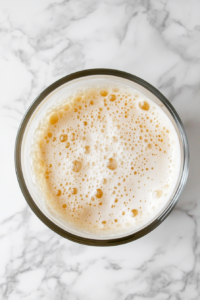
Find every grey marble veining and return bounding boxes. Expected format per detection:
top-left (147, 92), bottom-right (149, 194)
top-left (0, 0), bottom-right (200, 299)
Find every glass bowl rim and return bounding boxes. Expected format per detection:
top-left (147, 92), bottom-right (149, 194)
top-left (14, 68), bottom-right (189, 246)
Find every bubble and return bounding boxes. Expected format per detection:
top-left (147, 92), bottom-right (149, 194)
top-left (131, 209), bottom-right (138, 217)
top-left (102, 178), bottom-right (107, 184)
top-left (70, 133), bottom-right (75, 141)
top-left (64, 104), bottom-right (70, 111)
top-left (153, 190), bottom-right (163, 199)
top-left (72, 188), bottom-right (78, 195)
top-left (65, 142), bottom-right (70, 148)
top-left (109, 94), bottom-right (116, 102)
top-left (49, 112), bottom-right (59, 125)
top-left (112, 136), bottom-right (118, 143)
top-left (95, 189), bottom-right (103, 198)
top-left (139, 101), bottom-right (150, 111)
top-left (47, 132), bottom-right (52, 138)
top-left (107, 158), bottom-right (118, 170)
top-left (76, 96), bottom-right (82, 102)
top-left (72, 160), bottom-right (82, 172)
top-left (100, 90), bottom-right (108, 97)
top-left (84, 146), bottom-right (90, 154)
top-left (56, 190), bottom-right (62, 196)
top-left (102, 221), bottom-right (106, 224)
top-left (147, 144), bottom-right (152, 149)
top-left (62, 204), bottom-right (67, 208)
top-left (60, 134), bottom-right (68, 142)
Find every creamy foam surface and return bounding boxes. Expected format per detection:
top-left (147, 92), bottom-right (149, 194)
top-left (32, 83), bottom-right (181, 236)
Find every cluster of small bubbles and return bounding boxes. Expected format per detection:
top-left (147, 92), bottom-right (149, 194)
top-left (32, 83), bottom-right (180, 236)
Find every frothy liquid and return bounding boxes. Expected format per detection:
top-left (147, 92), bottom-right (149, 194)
top-left (32, 84), bottom-right (181, 236)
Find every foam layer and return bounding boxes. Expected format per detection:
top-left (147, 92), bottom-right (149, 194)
top-left (31, 83), bottom-right (181, 236)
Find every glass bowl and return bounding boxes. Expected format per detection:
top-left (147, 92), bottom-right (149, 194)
top-left (15, 69), bottom-right (189, 246)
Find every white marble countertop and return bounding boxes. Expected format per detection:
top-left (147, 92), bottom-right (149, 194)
top-left (1, 0), bottom-right (200, 299)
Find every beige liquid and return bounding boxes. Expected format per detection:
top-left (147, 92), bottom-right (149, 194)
top-left (32, 84), bottom-right (181, 236)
